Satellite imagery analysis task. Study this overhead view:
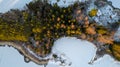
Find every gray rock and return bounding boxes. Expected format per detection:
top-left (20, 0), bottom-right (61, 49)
top-left (114, 26), bottom-right (120, 42)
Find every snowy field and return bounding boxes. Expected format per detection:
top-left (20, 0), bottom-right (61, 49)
top-left (0, 0), bottom-right (120, 67)
top-left (108, 0), bottom-right (120, 8)
top-left (0, 37), bottom-right (120, 67)
top-left (0, 0), bottom-right (120, 13)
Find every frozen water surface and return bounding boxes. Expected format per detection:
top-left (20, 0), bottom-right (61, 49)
top-left (0, 0), bottom-right (120, 67)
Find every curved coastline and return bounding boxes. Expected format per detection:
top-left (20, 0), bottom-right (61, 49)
top-left (0, 0), bottom-right (120, 66)
top-left (0, 37), bottom-right (119, 66)
top-left (0, 41), bottom-right (49, 65)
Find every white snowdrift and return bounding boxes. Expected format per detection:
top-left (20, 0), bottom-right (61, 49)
top-left (0, 37), bottom-right (120, 67)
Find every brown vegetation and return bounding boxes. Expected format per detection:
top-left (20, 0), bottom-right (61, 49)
top-left (0, 0), bottom-right (119, 61)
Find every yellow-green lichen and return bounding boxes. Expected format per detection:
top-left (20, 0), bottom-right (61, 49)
top-left (89, 9), bottom-right (98, 17)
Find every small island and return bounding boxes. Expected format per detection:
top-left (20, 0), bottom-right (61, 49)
top-left (0, 0), bottom-right (120, 66)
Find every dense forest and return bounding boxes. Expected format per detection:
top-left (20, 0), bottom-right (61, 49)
top-left (0, 0), bottom-right (120, 60)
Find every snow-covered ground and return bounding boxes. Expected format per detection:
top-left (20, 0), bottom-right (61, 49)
top-left (87, 0), bottom-right (120, 26)
top-left (49, 0), bottom-right (88, 7)
top-left (0, 46), bottom-right (58, 67)
top-left (114, 27), bottom-right (120, 41)
top-left (0, 0), bottom-right (89, 13)
top-left (0, 37), bottom-right (120, 67)
top-left (108, 0), bottom-right (120, 8)
top-left (0, 0), bottom-right (32, 13)
top-left (0, 0), bottom-right (120, 67)
top-left (51, 37), bottom-right (120, 67)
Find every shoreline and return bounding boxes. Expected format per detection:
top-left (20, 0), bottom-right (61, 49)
top-left (0, 38), bottom-right (119, 66)
top-left (0, 41), bottom-right (49, 65)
